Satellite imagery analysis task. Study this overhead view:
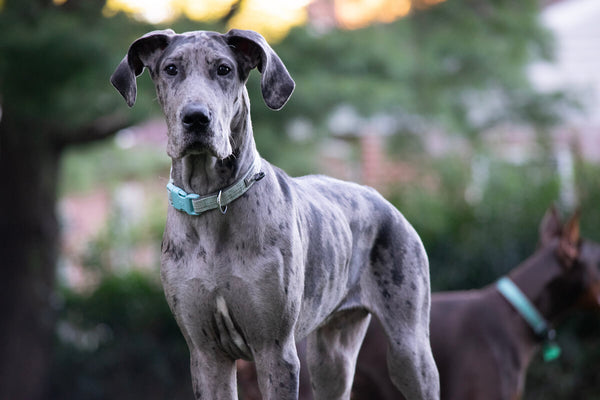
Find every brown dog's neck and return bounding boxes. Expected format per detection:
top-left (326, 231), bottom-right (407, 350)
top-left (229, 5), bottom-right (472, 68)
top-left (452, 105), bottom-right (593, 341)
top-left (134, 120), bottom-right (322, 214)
top-left (507, 241), bottom-right (581, 327)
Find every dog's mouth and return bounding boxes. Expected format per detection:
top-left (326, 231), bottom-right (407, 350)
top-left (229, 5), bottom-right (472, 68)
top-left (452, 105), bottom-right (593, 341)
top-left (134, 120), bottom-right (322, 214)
top-left (170, 132), bottom-right (232, 160)
top-left (182, 141), bottom-right (210, 156)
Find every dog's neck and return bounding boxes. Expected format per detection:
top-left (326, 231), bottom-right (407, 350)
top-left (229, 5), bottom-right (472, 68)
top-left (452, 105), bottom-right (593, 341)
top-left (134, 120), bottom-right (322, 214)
top-left (169, 148), bottom-right (259, 197)
top-left (508, 242), bottom-right (577, 325)
top-left (169, 103), bottom-right (259, 195)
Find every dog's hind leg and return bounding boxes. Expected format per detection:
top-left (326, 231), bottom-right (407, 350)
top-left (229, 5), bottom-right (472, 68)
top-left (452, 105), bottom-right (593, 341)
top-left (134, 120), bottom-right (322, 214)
top-left (381, 315), bottom-right (439, 400)
top-left (368, 242), bottom-right (440, 400)
top-left (306, 309), bottom-right (371, 400)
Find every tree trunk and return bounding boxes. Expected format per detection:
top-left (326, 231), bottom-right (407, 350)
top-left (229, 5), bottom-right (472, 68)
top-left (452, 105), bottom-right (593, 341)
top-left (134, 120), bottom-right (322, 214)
top-left (0, 109), bottom-right (129, 398)
top-left (0, 115), bottom-right (60, 400)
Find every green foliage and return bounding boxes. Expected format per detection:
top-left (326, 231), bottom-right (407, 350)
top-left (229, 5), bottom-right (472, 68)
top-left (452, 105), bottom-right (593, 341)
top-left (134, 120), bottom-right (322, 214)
top-left (60, 140), bottom-right (169, 194)
top-left (575, 160), bottom-right (600, 239)
top-left (81, 196), bottom-right (165, 274)
top-left (389, 155), bottom-right (560, 291)
top-left (50, 272), bottom-right (193, 400)
top-left (0, 1), bottom-right (159, 131)
top-left (256, 0), bottom-right (569, 147)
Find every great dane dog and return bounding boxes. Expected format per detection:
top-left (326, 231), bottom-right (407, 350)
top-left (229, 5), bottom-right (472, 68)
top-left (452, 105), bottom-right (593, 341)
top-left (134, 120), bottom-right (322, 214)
top-left (111, 28), bottom-right (439, 400)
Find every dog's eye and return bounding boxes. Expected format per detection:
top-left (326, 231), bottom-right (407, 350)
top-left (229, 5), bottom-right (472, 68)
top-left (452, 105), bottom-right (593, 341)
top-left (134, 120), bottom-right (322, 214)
top-left (217, 65), bottom-right (231, 76)
top-left (164, 64), bottom-right (178, 76)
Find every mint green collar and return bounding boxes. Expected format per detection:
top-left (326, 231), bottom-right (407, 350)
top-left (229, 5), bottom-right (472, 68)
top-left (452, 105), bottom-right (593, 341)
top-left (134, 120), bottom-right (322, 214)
top-left (496, 276), bottom-right (561, 361)
top-left (167, 158), bottom-right (263, 216)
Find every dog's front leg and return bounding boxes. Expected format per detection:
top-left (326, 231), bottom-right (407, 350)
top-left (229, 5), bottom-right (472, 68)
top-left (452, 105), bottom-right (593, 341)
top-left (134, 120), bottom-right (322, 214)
top-left (253, 335), bottom-right (300, 400)
top-left (189, 347), bottom-right (237, 400)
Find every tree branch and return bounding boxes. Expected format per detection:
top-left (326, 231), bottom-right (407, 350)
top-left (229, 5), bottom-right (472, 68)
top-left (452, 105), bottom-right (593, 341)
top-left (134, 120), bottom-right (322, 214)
top-left (57, 112), bottom-right (131, 148)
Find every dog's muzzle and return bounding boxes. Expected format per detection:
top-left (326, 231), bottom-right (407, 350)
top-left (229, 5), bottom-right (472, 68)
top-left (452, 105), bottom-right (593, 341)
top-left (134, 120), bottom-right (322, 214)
top-left (181, 103), bottom-right (212, 132)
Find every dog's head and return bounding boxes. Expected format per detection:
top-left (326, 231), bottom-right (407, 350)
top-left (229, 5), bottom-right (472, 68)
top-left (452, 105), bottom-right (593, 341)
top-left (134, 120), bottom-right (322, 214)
top-left (111, 29), bottom-right (295, 160)
top-left (539, 206), bottom-right (600, 310)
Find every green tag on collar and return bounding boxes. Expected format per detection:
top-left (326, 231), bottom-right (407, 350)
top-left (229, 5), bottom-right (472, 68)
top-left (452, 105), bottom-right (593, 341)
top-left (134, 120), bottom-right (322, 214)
top-left (543, 341), bottom-right (561, 362)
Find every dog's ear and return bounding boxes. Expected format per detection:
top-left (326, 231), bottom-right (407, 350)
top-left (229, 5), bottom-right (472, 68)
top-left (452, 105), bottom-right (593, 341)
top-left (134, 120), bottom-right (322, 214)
top-left (558, 209), bottom-right (581, 269)
top-left (111, 29), bottom-right (176, 107)
top-left (225, 29), bottom-right (295, 110)
top-left (539, 205), bottom-right (562, 246)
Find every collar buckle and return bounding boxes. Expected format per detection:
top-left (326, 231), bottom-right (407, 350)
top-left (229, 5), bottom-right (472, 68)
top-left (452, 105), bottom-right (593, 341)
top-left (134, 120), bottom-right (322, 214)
top-left (167, 182), bottom-right (200, 216)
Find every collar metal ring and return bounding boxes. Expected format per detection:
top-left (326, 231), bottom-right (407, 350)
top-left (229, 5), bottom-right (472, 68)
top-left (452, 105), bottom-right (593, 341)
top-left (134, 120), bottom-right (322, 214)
top-left (217, 190), bottom-right (228, 214)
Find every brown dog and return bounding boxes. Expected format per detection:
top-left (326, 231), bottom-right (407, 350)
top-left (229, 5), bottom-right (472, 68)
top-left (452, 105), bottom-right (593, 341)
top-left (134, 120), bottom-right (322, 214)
top-left (238, 207), bottom-right (600, 400)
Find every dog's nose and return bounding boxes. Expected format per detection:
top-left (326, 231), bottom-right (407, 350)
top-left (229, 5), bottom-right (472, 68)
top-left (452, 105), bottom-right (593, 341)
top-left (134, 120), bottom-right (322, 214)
top-left (181, 104), bottom-right (211, 130)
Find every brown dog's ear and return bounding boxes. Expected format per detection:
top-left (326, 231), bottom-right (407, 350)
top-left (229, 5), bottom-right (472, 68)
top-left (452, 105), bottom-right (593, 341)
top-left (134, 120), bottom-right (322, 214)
top-left (110, 29), bottom-right (176, 107)
top-left (558, 209), bottom-right (581, 269)
top-left (224, 29), bottom-right (295, 110)
top-left (539, 205), bottom-right (562, 246)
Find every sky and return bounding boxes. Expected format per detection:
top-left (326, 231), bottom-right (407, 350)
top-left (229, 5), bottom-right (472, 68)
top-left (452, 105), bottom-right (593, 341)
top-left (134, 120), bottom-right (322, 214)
top-left (102, 0), bottom-right (445, 41)
top-left (103, 0), bottom-right (311, 41)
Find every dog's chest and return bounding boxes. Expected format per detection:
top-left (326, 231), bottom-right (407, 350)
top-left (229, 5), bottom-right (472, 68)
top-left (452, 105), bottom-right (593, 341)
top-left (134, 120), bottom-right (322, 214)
top-left (159, 221), bottom-right (309, 354)
top-left (160, 215), bottom-right (302, 304)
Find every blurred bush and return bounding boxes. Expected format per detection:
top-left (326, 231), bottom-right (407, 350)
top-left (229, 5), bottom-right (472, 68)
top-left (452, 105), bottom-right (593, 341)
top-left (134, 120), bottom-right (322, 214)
top-left (49, 272), bottom-right (193, 400)
top-left (391, 155), bottom-right (561, 291)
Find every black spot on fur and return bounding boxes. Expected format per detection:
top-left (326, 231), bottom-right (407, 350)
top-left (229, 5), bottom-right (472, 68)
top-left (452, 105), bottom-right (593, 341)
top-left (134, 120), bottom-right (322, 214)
top-left (162, 239), bottom-right (184, 262)
top-left (270, 236), bottom-right (278, 246)
top-left (391, 268), bottom-right (404, 287)
top-left (186, 229), bottom-right (199, 243)
top-left (196, 246), bottom-right (207, 262)
top-left (284, 362), bottom-right (297, 381)
top-left (369, 218), bottom-right (393, 266)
